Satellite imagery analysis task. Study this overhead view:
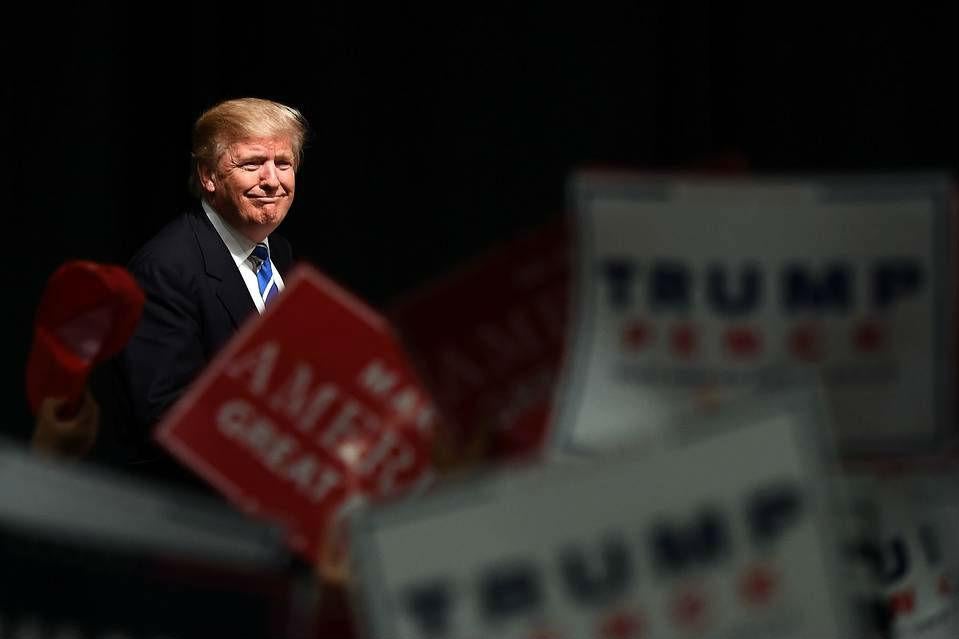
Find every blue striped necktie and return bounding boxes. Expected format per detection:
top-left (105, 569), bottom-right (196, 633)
top-left (251, 243), bottom-right (279, 305)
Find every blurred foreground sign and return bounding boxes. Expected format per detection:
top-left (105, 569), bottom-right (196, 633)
top-left (552, 173), bottom-right (955, 455)
top-left (350, 393), bottom-right (858, 638)
top-left (156, 265), bottom-right (436, 563)
top-left (0, 444), bottom-right (306, 639)
top-left (390, 222), bottom-right (569, 460)
top-left (855, 472), bottom-right (959, 638)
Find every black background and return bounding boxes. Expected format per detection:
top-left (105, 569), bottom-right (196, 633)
top-left (6, 4), bottom-right (957, 439)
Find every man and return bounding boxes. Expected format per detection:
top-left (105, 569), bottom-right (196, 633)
top-left (108, 97), bottom-right (308, 479)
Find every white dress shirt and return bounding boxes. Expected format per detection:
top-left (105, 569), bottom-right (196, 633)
top-left (202, 200), bottom-right (285, 313)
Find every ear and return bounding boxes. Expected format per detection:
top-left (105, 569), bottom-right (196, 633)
top-left (197, 163), bottom-right (217, 193)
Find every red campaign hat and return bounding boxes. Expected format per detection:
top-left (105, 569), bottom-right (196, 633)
top-left (26, 261), bottom-right (145, 415)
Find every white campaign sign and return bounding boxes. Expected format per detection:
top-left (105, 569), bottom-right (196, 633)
top-left (552, 173), bottom-right (954, 455)
top-left (350, 394), bottom-right (857, 638)
top-left (872, 475), bottom-right (959, 639)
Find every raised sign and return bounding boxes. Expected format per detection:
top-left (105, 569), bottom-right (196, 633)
top-left (351, 392), bottom-right (859, 638)
top-left (156, 264), bottom-right (436, 564)
top-left (552, 173), bottom-right (955, 456)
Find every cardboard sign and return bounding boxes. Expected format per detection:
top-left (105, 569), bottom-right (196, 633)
top-left (156, 265), bottom-right (436, 563)
top-left (390, 222), bottom-right (569, 460)
top-left (897, 471), bottom-right (959, 580)
top-left (0, 443), bottom-right (307, 639)
top-left (350, 392), bottom-right (858, 638)
top-left (552, 173), bottom-right (955, 456)
top-left (859, 474), bottom-right (959, 638)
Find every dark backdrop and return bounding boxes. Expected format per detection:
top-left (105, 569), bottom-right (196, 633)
top-left (6, 4), bottom-right (957, 439)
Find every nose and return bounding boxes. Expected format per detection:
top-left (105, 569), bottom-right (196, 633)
top-left (258, 161), bottom-right (280, 190)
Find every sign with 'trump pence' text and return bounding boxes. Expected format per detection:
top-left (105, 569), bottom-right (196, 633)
top-left (552, 173), bottom-right (955, 456)
top-left (155, 265), bottom-right (436, 563)
top-left (350, 392), bottom-right (858, 639)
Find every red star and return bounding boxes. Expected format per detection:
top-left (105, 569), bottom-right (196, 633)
top-left (788, 323), bottom-right (822, 362)
top-left (623, 320), bottom-right (654, 351)
top-left (853, 320), bottom-right (883, 353)
top-left (939, 574), bottom-right (954, 597)
top-left (739, 564), bottom-right (779, 606)
top-left (671, 587), bottom-right (707, 629)
top-left (724, 326), bottom-right (762, 358)
top-left (599, 611), bottom-right (642, 639)
top-left (670, 324), bottom-right (697, 358)
top-left (888, 589), bottom-right (916, 616)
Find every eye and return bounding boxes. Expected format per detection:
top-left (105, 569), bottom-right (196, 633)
top-left (241, 162), bottom-right (261, 171)
top-left (276, 161), bottom-right (293, 170)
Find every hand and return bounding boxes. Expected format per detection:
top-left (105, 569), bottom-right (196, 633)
top-left (32, 391), bottom-right (99, 459)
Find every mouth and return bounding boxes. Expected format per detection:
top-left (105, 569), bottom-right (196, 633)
top-left (248, 195), bottom-right (285, 204)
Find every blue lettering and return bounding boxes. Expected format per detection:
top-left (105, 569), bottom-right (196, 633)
top-left (650, 510), bottom-right (730, 575)
top-left (747, 484), bottom-right (804, 545)
top-left (707, 263), bottom-right (761, 316)
top-left (559, 535), bottom-right (634, 605)
top-left (403, 580), bottom-right (454, 637)
top-left (876, 538), bottom-right (908, 584)
top-left (872, 260), bottom-right (923, 309)
top-left (781, 263), bottom-right (853, 313)
top-left (480, 562), bottom-right (543, 622)
top-left (650, 262), bottom-right (691, 312)
top-left (602, 258), bottom-right (635, 310)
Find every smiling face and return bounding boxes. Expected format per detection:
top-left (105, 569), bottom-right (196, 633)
top-left (199, 137), bottom-right (296, 243)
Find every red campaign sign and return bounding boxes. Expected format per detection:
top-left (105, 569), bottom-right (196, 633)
top-left (389, 222), bottom-right (570, 460)
top-left (155, 264), bottom-right (436, 563)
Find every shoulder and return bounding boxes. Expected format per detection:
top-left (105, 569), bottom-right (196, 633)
top-left (128, 207), bottom-right (210, 282)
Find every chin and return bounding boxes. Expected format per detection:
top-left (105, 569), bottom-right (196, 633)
top-left (244, 207), bottom-right (288, 227)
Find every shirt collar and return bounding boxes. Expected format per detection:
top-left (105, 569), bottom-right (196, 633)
top-left (201, 199), bottom-right (269, 267)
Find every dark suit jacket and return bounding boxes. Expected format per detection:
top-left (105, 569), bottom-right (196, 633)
top-left (94, 201), bottom-right (292, 487)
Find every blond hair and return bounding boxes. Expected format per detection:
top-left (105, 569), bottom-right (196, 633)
top-left (189, 97), bottom-right (308, 197)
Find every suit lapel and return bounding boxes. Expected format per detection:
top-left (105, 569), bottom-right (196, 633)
top-left (189, 203), bottom-right (256, 329)
top-left (270, 234), bottom-right (293, 276)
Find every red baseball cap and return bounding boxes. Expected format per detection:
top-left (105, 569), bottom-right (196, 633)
top-left (26, 261), bottom-right (145, 415)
